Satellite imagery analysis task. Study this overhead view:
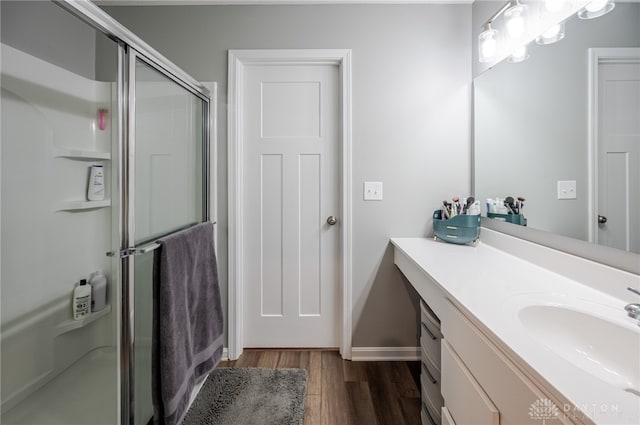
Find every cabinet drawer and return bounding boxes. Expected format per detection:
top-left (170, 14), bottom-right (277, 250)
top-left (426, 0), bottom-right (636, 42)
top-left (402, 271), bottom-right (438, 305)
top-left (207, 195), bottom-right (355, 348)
top-left (421, 300), bottom-right (442, 368)
top-left (421, 323), bottom-right (441, 368)
top-left (422, 348), bottom-right (441, 383)
top-left (420, 300), bottom-right (442, 336)
top-left (441, 340), bottom-right (499, 425)
top-left (421, 361), bottom-right (444, 413)
top-left (422, 406), bottom-right (433, 425)
top-left (441, 407), bottom-right (456, 425)
top-left (422, 400), bottom-right (441, 425)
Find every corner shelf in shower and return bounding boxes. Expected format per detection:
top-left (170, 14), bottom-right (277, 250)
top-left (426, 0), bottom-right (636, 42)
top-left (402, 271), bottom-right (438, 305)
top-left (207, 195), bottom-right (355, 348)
top-left (55, 305), bottom-right (112, 336)
top-left (54, 149), bottom-right (111, 161)
top-left (56, 199), bottom-right (111, 212)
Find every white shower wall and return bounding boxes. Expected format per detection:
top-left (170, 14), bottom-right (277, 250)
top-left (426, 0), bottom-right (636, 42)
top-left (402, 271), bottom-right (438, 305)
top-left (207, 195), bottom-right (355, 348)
top-left (1, 43), bottom-right (114, 323)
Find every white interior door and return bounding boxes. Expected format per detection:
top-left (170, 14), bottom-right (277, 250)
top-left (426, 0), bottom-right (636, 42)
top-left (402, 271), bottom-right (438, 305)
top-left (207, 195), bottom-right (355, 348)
top-left (597, 60), bottom-right (640, 253)
top-left (242, 63), bottom-right (340, 347)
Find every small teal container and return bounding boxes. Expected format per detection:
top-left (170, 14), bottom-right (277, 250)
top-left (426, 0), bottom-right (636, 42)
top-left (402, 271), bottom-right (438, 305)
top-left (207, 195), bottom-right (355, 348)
top-left (487, 212), bottom-right (527, 226)
top-left (432, 210), bottom-right (481, 246)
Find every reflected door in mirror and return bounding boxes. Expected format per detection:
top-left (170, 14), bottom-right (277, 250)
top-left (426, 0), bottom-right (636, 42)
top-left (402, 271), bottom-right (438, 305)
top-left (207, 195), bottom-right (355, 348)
top-left (597, 61), bottom-right (640, 254)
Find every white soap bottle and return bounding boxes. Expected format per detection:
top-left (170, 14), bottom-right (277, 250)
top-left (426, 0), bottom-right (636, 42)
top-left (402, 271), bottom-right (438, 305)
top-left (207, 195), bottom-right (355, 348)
top-left (89, 270), bottom-right (107, 312)
top-left (73, 279), bottom-right (92, 320)
top-left (87, 164), bottom-right (105, 201)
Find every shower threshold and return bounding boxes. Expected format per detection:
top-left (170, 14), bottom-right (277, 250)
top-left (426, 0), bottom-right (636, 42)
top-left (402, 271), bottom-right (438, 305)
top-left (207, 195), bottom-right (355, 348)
top-left (2, 346), bottom-right (117, 425)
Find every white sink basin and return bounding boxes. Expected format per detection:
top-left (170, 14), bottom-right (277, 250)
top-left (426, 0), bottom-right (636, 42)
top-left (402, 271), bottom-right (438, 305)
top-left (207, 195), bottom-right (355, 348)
top-left (519, 304), bottom-right (640, 396)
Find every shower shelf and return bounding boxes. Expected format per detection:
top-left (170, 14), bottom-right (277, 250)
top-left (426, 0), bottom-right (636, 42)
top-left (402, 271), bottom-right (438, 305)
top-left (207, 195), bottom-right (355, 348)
top-left (54, 149), bottom-right (111, 160)
top-left (55, 305), bottom-right (111, 336)
top-left (56, 200), bottom-right (111, 211)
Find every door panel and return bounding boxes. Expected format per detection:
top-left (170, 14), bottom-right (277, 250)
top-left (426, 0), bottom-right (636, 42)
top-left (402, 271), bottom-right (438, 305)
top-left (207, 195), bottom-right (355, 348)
top-left (597, 62), bottom-right (640, 253)
top-left (299, 154), bottom-right (322, 317)
top-left (260, 154), bottom-right (284, 317)
top-left (243, 64), bottom-right (339, 348)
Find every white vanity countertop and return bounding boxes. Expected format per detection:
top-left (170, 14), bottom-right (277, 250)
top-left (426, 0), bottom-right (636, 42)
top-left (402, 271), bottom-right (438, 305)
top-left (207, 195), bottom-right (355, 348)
top-left (390, 237), bottom-right (640, 425)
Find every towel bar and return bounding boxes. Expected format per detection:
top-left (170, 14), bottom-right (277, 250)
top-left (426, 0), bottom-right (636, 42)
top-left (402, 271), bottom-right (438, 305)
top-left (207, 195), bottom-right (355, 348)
top-left (106, 221), bottom-right (216, 257)
top-left (136, 243), bottom-right (160, 255)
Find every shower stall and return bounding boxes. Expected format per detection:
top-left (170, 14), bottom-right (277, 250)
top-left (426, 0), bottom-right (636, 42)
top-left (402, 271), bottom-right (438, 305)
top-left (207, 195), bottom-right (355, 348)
top-left (0, 1), bottom-right (214, 424)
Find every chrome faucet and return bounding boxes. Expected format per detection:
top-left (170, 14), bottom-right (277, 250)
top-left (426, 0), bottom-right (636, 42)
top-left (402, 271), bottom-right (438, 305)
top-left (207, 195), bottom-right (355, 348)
top-left (625, 287), bottom-right (640, 326)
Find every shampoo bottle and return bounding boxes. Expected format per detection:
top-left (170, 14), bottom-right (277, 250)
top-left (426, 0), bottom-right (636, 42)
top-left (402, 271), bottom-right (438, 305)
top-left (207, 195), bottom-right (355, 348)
top-left (73, 279), bottom-right (92, 320)
top-left (87, 164), bottom-right (105, 201)
top-left (89, 270), bottom-right (107, 312)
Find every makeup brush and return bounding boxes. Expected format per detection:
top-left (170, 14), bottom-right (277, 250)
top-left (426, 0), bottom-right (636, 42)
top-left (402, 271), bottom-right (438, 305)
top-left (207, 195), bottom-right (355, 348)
top-left (504, 196), bottom-right (516, 215)
top-left (517, 196), bottom-right (526, 214)
top-left (442, 200), bottom-right (450, 219)
top-left (463, 196), bottom-right (475, 214)
top-left (452, 196), bottom-right (460, 215)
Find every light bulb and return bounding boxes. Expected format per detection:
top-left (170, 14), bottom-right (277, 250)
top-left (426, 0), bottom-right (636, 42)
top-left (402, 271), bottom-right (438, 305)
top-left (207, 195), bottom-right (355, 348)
top-left (545, 0), bottom-right (566, 12)
top-left (504, 4), bottom-right (528, 39)
top-left (536, 21), bottom-right (565, 44)
top-left (482, 38), bottom-right (497, 58)
top-left (578, 0), bottom-right (615, 19)
top-left (586, 0), bottom-right (608, 12)
top-left (508, 45), bottom-right (530, 63)
top-left (479, 27), bottom-right (499, 63)
top-left (543, 24), bottom-right (561, 39)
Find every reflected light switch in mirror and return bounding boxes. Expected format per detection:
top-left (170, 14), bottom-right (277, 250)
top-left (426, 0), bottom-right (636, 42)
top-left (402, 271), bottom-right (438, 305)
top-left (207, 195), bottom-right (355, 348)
top-left (557, 180), bottom-right (577, 200)
top-left (364, 181), bottom-right (383, 201)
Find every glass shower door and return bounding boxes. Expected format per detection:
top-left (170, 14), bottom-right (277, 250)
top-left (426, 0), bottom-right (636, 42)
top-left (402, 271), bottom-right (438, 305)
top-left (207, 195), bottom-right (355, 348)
top-left (127, 55), bottom-right (207, 425)
top-left (1, 3), bottom-right (121, 423)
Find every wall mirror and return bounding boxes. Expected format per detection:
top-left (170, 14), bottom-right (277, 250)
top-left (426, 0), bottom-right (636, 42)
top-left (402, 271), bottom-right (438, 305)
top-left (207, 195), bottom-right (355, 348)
top-left (473, 1), bottom-right (640, 272)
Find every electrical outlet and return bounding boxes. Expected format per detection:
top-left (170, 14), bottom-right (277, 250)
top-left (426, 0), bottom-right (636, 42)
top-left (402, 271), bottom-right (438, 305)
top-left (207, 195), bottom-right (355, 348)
top-left (364, 181), bottom-right (383, 201)
top-left (557, 180), bottom-right (577, 200)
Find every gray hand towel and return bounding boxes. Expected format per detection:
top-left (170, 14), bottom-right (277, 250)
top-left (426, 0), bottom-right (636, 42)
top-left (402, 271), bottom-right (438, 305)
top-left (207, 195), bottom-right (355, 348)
top-left (152, 222), bottom-right (223, 425)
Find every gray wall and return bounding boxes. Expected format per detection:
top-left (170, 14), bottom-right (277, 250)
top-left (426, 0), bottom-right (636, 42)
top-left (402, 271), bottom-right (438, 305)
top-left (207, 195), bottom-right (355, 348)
top-left (0, 1), bottom-right (97, 79)
top-left (101, 4), bottom-right (472, 348)
top-left (474, 3), bottom-right (640, 242)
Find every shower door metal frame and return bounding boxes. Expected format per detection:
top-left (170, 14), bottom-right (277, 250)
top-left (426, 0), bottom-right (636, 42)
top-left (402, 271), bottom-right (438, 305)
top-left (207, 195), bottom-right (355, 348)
top-left (124, 48), bottom-right (212, 425)
top-left (52, 2), bottom-right (213, 424)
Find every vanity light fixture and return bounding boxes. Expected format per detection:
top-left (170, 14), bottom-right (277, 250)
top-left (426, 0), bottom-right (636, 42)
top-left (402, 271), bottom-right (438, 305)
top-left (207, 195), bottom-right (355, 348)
top-left (578, 0), bottom-right (615, 19)
top-left (504, 0), bottom-right (529, 40)
top-left (536, 21), bottom-right (566, 45)
top-left (508, 44), bottom-right (530, 63)
top-left (479, 24), bottom-right (500, 63)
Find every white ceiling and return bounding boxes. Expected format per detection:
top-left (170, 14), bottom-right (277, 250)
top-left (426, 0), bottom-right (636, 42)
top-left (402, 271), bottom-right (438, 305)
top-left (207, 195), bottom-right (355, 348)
top-left (94, 0), bottom-right (474, 6)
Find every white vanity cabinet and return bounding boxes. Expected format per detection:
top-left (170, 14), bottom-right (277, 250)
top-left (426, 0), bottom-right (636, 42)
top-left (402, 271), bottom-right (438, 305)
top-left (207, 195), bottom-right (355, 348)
top-left (392, 241), bottom-right (576, 425)
top-left (440, 299), bottom-right (575, 425)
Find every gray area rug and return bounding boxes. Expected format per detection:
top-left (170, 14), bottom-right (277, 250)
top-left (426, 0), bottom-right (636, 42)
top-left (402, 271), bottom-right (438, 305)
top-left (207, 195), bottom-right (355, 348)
top-left (182, 368), bottom-right (308, 425)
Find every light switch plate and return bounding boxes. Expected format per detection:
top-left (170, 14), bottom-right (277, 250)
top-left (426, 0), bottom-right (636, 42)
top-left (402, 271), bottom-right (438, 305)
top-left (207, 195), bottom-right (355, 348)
top-left (557, 180), bottom-right (577, 200)
top-left (364, 181), bottom-right (383, 201)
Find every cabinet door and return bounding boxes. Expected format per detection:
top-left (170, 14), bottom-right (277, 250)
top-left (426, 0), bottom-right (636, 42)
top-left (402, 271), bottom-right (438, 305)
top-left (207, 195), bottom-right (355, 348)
top-left (441, 340), bottom-right (500, 425)
top-left (442, 300), bottom-right (575, 425)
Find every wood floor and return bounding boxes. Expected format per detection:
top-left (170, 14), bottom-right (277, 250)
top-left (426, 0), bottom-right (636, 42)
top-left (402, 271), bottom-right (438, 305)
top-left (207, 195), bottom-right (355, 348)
top-left (218, 349), bottom-right (422, 425)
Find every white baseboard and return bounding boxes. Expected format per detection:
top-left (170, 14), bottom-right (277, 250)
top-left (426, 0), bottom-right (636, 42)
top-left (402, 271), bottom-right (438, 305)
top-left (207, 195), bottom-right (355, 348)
top-left (351, 347), bottom-right (420, 361)
top-left (222, 347), bottom-right (229, 361)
